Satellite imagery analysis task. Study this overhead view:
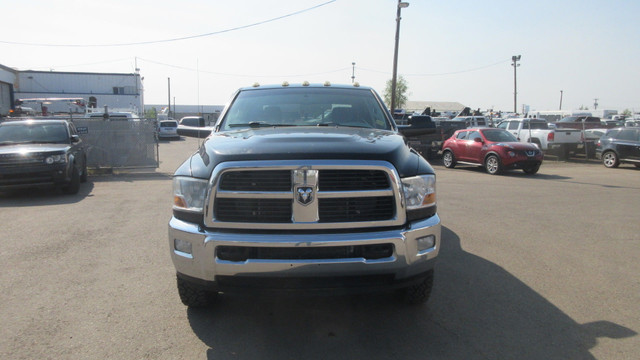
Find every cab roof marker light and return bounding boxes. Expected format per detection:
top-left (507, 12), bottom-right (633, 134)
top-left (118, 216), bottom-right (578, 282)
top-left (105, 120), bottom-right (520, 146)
top-left (324, 81), bottom-right (331, 86)
top-left (302, 81), bottom-right (310, 86)
top-left (252, 82), bottom-right (260, 87)
top-left (282, 81), bottom-right (290, 87)
top-left (353, 82), bottom-right (360, 87)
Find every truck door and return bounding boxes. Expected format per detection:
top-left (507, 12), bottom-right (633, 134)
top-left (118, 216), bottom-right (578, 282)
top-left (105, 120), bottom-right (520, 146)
top-left (508, 121), bottom-right (520, 139)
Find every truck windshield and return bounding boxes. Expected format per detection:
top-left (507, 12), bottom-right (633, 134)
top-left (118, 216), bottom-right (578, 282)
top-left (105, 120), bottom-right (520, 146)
top-left (220, 87), bottom-right (392, 131)
top-left (0, 123), bottom-right (69, 145)
top-left (522, 121), bottom-right (549, 129)
top-left (482, 129), bottom-right (518, 142)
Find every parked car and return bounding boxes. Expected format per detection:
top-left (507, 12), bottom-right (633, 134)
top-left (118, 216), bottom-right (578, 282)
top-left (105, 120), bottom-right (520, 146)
top-left (157, 119), bottom-right (179, 139)
top-left (595, 128), bottom-right (640, 168)
top-left (0, 119), bottom-right (88, 194)
top-left (442, 128), bottom-right (543, 175)
top-left (625, 119), bottom-right (640, 127)
top-left (177, 116), bottom-right (212, 138)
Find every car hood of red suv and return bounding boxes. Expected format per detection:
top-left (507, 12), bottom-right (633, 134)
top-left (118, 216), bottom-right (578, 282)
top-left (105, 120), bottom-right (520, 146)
top-left (488, 141), bottom-right (539, 150)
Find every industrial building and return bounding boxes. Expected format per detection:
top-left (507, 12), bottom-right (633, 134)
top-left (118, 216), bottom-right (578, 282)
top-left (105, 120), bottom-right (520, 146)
top-left (0, 64), bottom-right (142, 116)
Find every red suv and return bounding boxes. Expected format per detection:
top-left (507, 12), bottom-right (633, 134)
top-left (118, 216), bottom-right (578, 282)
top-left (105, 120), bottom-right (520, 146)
top-left (442, 128), bottom-right (543, 175)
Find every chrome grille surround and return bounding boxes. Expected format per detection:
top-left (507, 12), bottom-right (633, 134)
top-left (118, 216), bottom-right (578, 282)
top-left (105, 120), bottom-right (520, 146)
top-left (204, 160), bottom-right (406, 230)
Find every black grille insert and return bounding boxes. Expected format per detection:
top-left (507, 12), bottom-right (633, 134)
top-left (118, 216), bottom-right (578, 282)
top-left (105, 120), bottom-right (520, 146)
top-left (319, 196), bottom-right (394, 222)
top-left (319, 170), bottom-right (389, 191)
top-left (219, 170), bottom-right (291, 191)
top-left (215, 198), bottom-right (292, 223)
top-left (217, 244), bottom-right (394, 261)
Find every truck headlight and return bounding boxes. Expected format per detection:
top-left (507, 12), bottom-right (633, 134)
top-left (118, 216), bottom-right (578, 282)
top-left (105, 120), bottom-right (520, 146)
top-left (172, 176), bottom-right (209, 213)
top-left (45, 154), bottom-right (67, 164)
top-left (402, 175), bottom-right (436, 221)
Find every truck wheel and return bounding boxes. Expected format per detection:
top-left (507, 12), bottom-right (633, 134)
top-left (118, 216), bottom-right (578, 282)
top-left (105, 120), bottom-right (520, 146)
top-left (523, 165), bottom-right (540, 175)
top-left (400, 269), bottom-right (434, 305)
top-left (177, 276), bottom-right (217, 307)
top-left (602, 151), bottom-right (619, 168)
top-left (442, 150), bottom-right (456, 168)
top-left (485, 154), bottom-right (503, 175)
top-left (62, 166), bottom-right (81, 194)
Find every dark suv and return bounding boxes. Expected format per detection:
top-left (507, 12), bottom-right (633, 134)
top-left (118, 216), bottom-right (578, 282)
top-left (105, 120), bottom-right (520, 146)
top-left (0, 119), bottom-right (88, 194)
top-left (595, 128), bottom-right (640, 168)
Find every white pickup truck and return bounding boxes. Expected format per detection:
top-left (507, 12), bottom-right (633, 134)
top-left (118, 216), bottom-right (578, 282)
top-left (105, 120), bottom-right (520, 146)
top-left (496, 118), bottom-right (583, 158)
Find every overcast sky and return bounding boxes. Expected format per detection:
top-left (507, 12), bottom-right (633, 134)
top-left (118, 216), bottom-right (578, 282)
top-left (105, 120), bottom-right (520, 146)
top-left (1, 0), bottom-right (638, 112)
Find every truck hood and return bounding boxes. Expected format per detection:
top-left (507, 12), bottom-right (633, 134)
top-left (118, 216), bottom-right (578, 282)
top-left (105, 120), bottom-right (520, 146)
top-left (0, 143), bottom-right (71, 155)
top-left (178, 127), bottom-right (434, 179)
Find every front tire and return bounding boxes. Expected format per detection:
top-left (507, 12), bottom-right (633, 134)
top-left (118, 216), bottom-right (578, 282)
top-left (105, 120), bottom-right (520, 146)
top-left (177, 276), bottom-right (217, 307)
top-left (400, 270), bottom-right (435, 305)
top-left (485, 154), bottom-right (503, 175)
top-left (442, 150), bottom-right (456, 168)
top-left (602, 151), bottom-right (619, 168)
top-left (62, 166), bottom-right (81, 194)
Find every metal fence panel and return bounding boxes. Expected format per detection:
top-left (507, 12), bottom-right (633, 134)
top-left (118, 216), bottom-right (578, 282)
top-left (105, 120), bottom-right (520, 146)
top-left (74, 119), bottom-right (158, 169)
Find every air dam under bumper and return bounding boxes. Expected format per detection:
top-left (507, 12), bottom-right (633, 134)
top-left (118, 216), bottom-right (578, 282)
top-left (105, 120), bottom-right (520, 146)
top-left (169, 214), bottom-right (441, 294)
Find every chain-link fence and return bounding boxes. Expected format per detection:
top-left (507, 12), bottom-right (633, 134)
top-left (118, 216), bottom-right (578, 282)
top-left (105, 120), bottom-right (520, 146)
top-left (74, 119), bottom-right (158, 169)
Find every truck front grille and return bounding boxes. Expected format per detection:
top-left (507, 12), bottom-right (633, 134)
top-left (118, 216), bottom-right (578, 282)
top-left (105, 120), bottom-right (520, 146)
top-left (207, 161), bottom-right (404, 230)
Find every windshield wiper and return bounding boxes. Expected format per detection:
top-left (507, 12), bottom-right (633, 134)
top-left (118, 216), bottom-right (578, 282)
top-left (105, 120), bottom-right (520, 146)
top-left (228, 122), bottom-right (296, 128)
top-left (317, 122), bottom-right (371, 129)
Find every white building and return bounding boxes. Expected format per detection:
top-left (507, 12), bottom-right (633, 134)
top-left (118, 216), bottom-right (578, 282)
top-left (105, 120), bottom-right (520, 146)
top-left (9, 67), bottom-right (143, 115)
top-left (0, 64), bottom-right (16, 117)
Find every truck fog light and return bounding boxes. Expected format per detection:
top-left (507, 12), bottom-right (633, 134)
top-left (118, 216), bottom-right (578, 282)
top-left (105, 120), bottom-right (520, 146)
top-left (416, 235), bottom-right (436, 252)
top-left (174, 238), bottom-right (192, 255)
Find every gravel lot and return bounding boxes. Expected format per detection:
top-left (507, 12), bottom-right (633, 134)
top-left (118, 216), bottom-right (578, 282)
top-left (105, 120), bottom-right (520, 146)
top-left (1, 137), bottom-right (638, 359)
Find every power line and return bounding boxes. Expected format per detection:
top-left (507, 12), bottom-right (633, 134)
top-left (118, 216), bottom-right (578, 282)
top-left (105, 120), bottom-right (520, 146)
top-left (138, 57), bottom-right (350, 78)
top-left (0, 1), bottom-right (336, 48)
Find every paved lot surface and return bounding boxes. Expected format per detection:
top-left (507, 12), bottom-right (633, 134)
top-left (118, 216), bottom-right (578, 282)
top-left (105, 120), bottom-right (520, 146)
top-left (1, 137), bottom-right (638, 359)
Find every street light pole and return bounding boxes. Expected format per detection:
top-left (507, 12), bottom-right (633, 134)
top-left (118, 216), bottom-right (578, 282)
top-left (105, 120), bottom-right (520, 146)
top-left (390, 1), bottom-right (409, 114)
top-left (351, 62), bottom-right (356, 83)
top-left (559, 90), bottom-right (563, 110)
top-left (511, 55), bottom-right (521, 114)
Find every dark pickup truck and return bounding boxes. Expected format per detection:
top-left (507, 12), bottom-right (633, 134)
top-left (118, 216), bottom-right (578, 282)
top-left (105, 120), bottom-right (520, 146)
top-left (400, 115), bottom-right (468, 159)
top-left (553, 116), bottom-right (606, 130)
top-left (168, 83), bottom-right (441, 307)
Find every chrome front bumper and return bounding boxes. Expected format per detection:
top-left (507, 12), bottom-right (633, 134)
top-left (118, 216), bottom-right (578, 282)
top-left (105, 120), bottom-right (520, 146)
top-left (168, 214), bottom-right (441, 292)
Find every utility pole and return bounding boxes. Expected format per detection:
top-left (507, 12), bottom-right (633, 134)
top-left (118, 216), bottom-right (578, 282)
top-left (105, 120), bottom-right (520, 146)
top-left (390, 1), bottom-right (410, 113)
top-left (559, 90), bottom-right (563, 110)
top-left (594, 98), bottom-right (599, 110)
top-left (167, 77), bottom-right (171, 118)
top-left (511, 55), bottom-right (521, 114)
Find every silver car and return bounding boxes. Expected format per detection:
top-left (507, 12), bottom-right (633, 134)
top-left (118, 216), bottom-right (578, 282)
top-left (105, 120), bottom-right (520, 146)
top-left (157, 120), bottom-right (179, 139)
